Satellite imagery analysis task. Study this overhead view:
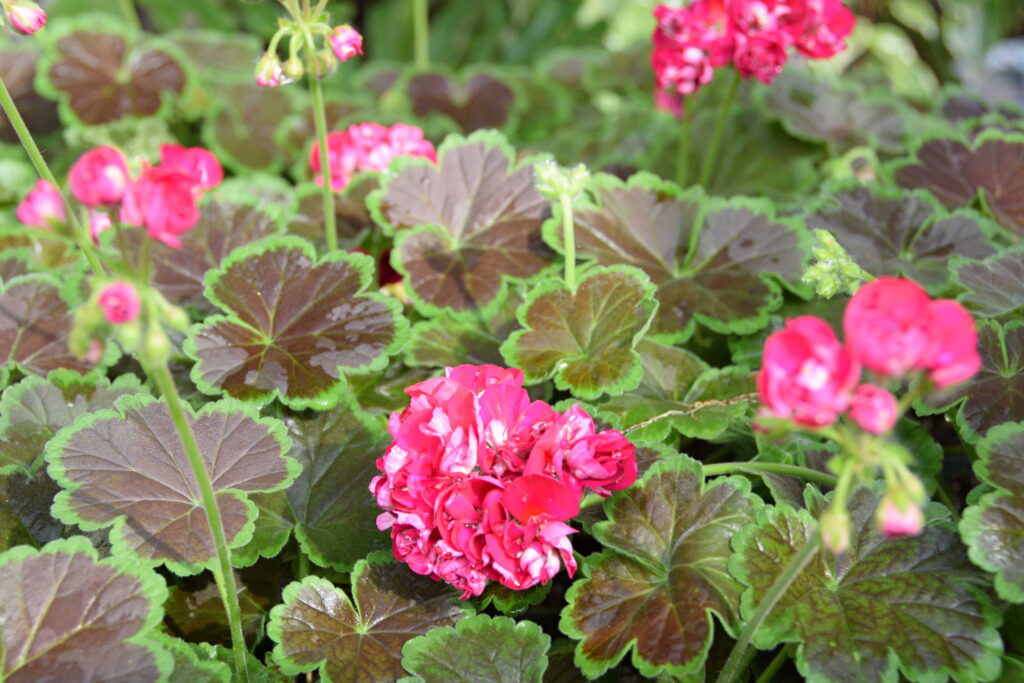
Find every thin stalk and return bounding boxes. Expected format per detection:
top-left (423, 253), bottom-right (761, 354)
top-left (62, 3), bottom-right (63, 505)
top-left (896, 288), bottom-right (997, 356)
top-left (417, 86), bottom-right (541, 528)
top-left (703, 462), bottom-right (838, 488)
top-left (307, 74), bottom-right (337, 251)
top-left (117, 0), bottom-right (141, 32)
top-left (715, 532), bottom-right (821, 683)
top-left (147, 359), bottom-right (250, 682)
top-left (676, 102), bottom-right (691, 187)
top-left (698, 69), bottom-right (741, 189)
top-left (297, 551), bottom-right (310, 579)
top-left (755, 643), bottom-right (795, 683)
top-left (413, 0), bottom-right (430, 70)
top-left (560, 193), bottom-right (576, 291)
top-left (0, 75), bottom-right (104, 276)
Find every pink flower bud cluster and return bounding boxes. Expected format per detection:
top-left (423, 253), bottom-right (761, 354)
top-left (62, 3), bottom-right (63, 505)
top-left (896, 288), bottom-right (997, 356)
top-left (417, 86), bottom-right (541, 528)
top-left (651, 0), bottom-right (855, 112)
top-left (65, 144), bottom-right (223, 248)
top-left (758, 277), bottom-right (980, 433)
top-left (371, 365), bottom-right (638, 599)
top-left (309, 122), bottom-right (436, 192)
top-left (97, 281), bottom-right (141, 325)
top-left (15, 180), bottom-right (65, 228)
top-left (5, 1), bottom-right (47, 35)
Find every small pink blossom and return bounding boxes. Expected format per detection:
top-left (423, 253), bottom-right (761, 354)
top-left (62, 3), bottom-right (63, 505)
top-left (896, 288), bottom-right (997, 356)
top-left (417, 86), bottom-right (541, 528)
top-left (310, 122), bottom-right (436, 192)
top-left (329, 25), bottom-right (363, 63)
top-left (255, 53), bottom-right (285, 87)
top-left (733, 31), bottom-right (789, 83)
top-left (794, 0), bottom-right (856, 58)
top-left (88, 209), bottom-right (112, 243)
top-left (843, 277), bottom-right (933, 377)
top-left (98, 282), bottom-right (141, 324)
top-left (877, 497), bottom-right (924, 538)
top-left (160, 145), bottom-right (224, 191)
top-left (16, 179), bottom-right (65, 228)
top-left (69, 147), bottom-right (131, 207)
top-left (849, 384), bottom-right (898, 434)
top-left (7, 1), bottom-right (47, 35)
top-left (120, 166), bottom-right (200, 248)
top-left (920, 300), bottom-right (981, 388)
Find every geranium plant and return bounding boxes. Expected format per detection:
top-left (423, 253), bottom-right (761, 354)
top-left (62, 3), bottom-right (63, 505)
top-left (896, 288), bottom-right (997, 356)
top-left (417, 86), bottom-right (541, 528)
top-left (0, 0), bottom-right (1022, 680)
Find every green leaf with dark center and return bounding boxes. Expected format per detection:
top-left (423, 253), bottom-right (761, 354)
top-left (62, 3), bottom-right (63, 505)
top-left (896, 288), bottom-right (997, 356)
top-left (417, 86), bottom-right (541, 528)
top-left (164, 570), bottom-right (272, 647)
top-left (500, 266), bottom-right (657, 399)
top-left (405, 286), bottom-right (521, 368)
top-left (0, 370), bottom-right (145, 475)
top-left (401, 614), bottom-right (550, 683)
top-left (186, 237), bottom-right (407, 410)
top-left (46, 395), bottom-right (298, 574)
top-left (236, 399), bottom-right (392, 570)
top-left (268, 561), bottom-right (465, 683)
top-left (762, 69), bottom-right (906, 153)
top-left (953, 247), bottom-right (1024, 318)
top-left (0, 536), bottom-right (171, 682)
top-left (0, 47), bottom-right (58, 144)
top-left (0, 274), bottom-right (110, 385)
top-left (550, 173), bottom-right (806, 339)
top-left (125, 202), bottom-right (281, 316)
top-left (406, 72), bottom-right (517, 133)
top-left (203, 83), bottom-right (291, 173)
top-left (805, 185), bottom-right (994, 292)
top-left (368, 131), bottom-right (554, 316)
top-left (730, 489), bottom-right (1003, 682)
top-left (918, 320), bottom-right (1024, 443)
top-left (39, 24), bottom-right (187, 125)
top-left (0, 470), bottom-right (64, 546)
top-left (560, 456), bottom-right (757, 679)
top-left (598, 340), bottom-right (756, 442)
top-left (893, 131), bottom-right (1024, 235)
top-left (961, 423), bottom-right (1024, 602)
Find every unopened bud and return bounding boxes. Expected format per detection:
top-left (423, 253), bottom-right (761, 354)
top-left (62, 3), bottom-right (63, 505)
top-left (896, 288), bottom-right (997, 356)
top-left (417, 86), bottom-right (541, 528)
top-left (876, 493), bottom-right (923, 538)
top-left (535, 160), bottom-right (590, 201)
top-left (255, 53), bottom-right (286, 88)
top-left (820, 507), bottom-right (852, 555)
top-left (310, 50), bottom-right (337, 78)
top-left (142, 324), bottom-right (172, 364)
top-left (283, 57), bottom-right (304, 80)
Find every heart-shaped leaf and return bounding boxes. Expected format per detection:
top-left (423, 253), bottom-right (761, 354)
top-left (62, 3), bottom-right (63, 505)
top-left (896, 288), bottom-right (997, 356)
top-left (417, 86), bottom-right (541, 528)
top-left (0, 370), bottom-right (144, 475)
top-left (369, 131), bottom-right (553, 315)
top-left (237, 399), bottom-right (392, 570)
top-left (46, 395), bottom-right (298, 574)
top-left (0, 536), bottom-right (171, 682)
top-left (805, 185), bottom-right (994, 292)
top-left (0, 47), bottom-right (59, 143)
top-left (918, 320), bottom-right (1024, 444)
top-left (893, 131), bottom-right (1024, 235)
top-left (406, 71), bottom-right (517, 133)
top-left (762, 70), bottom-right (906, 153)
top-left (268, 561), bottom-right (465, 683)
top-left (599, 341), bottom-right (756, 442)
top-left (203, 83), bottom-right (291, 173)
top-left (187, 237), bottom-right (407, 410)
top-left (730, 489), bottom-right (1003, 682)
top-left (0, 274), bottom-right (111, 386)
top-left (401, 614), bottom-right (550, 683)
top-left (560, 456), bottom-right (758, 679)
top-left (125, 201), bottom-right (281, 315)
top-left (501, 266), bottom-right (657, 399)
top-left (961, 423), bottom-right (1024, 602)
top-left (39, 24), bottom-right (187, 125)
top-left (953, 247), bottom-right (1024, 318)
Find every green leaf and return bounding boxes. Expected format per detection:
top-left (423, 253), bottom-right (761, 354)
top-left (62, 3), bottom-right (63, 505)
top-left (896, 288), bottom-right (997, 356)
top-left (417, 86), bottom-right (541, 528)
top-left (405, 71), bottom-right (518, 134)
top-left (186, 237), bottom-right (408, 410)
top-left (0, 470), bottom-right (64, 546)
top-left (368, 130), bottom-right (554, 316)
top-left (500, 266), bottom-right (656, 399)
top-left (0, 536), bottom-right (172, 681)
top-left (961, 423), bottom-right (1024, 602)
top-left (0, 46), bottom-right (59, 144)
top-left (45, 395), bottom-right (298, 574)
top-left (164, 570), bottom-right (273, 647)
top-left (405, 286), bottom-right (522, 368)
top-left (155, 633), bottom-right (231, 683)
top-left (550, 173), bottom-right (807, 340)
top-left (268, 561), bottom-right (466, 683)
top-left (286, 179), bottom-right (378, 252)
top-left (805, 185), bottom-right (994, 293)
top-left (0, 370), bottom-right (144, 475)
top-left (953, 247), bottom-right (1024, 318)
top-left (401, 614), bottom-right (550, 683)
top-left (918, 320), bottom-right (1024, 443)
top-left (202, 83), bottom-right (292, 173)
top-left (189, 642), bottom-right (290, 683)
top-left (560, 456), bottom-right (758, 679)
top-left (237, 399), bottom-right (393, 570)
top-left (731, 490), bottom-right (1003, 682)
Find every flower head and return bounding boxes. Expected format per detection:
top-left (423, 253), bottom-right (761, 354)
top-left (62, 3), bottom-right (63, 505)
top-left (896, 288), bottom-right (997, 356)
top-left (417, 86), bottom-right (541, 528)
top-left (6, 1), bottom-right (47, 35)
top-left (97, 281), bottom-right (141, 324)
top-left (328, 25), bottom-right (363, 63)
top-left (16, 179), bottom-right (65, 228)
top-left (877, 495), bottom-right (924, 538)
top-left (310, 122), bottom-right (436, 192)
top-left (160, 144), bottom-right (224, 191)
top-left (849, 384), bottom-right (898, 435)
top-left (120, 166), bottom-right (201, 248)
top-left (68, 146), bottom-right (131, 207)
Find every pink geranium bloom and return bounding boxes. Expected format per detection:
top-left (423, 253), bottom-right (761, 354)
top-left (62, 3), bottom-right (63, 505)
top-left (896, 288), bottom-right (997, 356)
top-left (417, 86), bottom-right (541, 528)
top-left (16, 179), bottom-right (65, 228)
top-left (98, 281), bottom-right (141, 324)
top-left (329, 25), bottom-right (364, 63)
top-left (849, 384), bottom-right (898, 434)
top-left (920, 300), bottom-right (981, 388)
top-left (310, 122), bottom-right (436, 191)
top-left (68, 146), bottom-right (131, 206)
top-left (733, 31), bottom-right (789, 83)
top-left (843, 277), bottom-right (933, 377)
top-left (160, 145), bottom-right (224, 191)
top-left (877, 497), bottom-right (924, 538)
top-left (120, 166), bottom-right (201, 248)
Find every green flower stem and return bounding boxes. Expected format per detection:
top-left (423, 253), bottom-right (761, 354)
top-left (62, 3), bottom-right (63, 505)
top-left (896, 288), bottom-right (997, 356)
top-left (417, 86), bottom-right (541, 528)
top-left (413, 0), bottom-right (430, 70)
top-left (830, 456), bottom-right (857, 512)
top-left (297, 550), bottom-right (310, 579)
top-left (560, 193), bottom-right (576, 291)
top-left (676, 102), bottom-right (691, 187)
top-left (698, 69), bottom-right (741, 189)
top-left (146, 357), bottom-right (250, 682)
top-left (0, 75), bottom-right (105, 277)
top-left (715, 531), bottom-right (821, 683)
top-left (703, 462), bottom-right (838, 488)
top-left (307, 72), bottom-right (337, 252)
top-left (117, 0), bottom-right (141, 32)
top-left (755, 643), bottom-right (795, 683)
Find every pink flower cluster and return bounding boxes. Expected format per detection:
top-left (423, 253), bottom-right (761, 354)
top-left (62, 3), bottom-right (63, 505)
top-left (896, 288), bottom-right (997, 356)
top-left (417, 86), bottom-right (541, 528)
top-left (758, 277), bottom-right (980, 433)
top-left (371, 365), bottom-right (638, 599)
top-left (652, 0), bottom-right (855, 112)
top-left (309, 122), bottom-right (436, 191)
top-left (65, 144), bottom-right (223, 248)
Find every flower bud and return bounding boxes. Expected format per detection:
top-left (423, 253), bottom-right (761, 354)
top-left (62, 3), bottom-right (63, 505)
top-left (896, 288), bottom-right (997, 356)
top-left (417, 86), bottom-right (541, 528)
top-left (876, 493), bottom-right (923, 538)
top-left (820, 507), bottom-right (851, 555)
top-left (849, 384), bottom-right (898, 434)
top-left (309, 50), bottom-right (337, 79)
top-left (283, 57), bottom-right (304, 80)
top-left (16, 179), bottom-right (66, 228)
top-left (255, 53), bottom-right (286, 87)
top-left (328, 25), bottom-right (363, 63)
top-left (68, 147), bottom-right (131, 207)
top-left (7, 1), bottom-right (47, 35)
top-left (142, 324), bottom-right (172, 364)
top-left (98, 281), bottom-right (142, 325)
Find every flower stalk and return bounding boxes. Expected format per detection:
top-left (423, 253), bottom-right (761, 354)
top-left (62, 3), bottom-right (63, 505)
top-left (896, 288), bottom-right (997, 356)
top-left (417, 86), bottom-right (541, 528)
top-left (307, 73), bottom-right (337, 251)
top-left (698, 69), bottom-right (741, 189)
top-left (413, 0), bottom-right (430, 70)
